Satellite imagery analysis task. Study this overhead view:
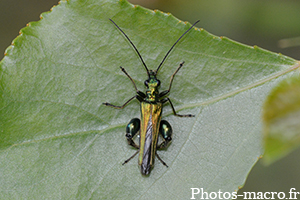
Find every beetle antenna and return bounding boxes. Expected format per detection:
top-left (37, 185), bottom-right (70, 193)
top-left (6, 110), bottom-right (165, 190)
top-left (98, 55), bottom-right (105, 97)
top-left (156, 20), bottom-right (200, 73)
top-left (109, 19), bottom-right (150, 76)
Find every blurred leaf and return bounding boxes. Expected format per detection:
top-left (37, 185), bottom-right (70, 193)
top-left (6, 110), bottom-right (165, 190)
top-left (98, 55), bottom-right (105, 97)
top-left (263, 72), bottom-right (300, 164)
top-left (0, 0), bottom-right (299, 199)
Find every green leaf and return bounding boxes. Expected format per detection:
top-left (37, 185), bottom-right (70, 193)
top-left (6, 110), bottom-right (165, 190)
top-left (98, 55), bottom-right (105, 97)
top-left (263, 72), bottom-right (300, 164)
top-left (0, 0), bottom-right (298, 199)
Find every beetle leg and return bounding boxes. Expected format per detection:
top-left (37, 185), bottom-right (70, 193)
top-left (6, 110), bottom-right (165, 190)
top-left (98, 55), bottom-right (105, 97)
top-left (122, 150), bottom-right (139, 165)
top-left (122, 118), bottom-right (140, 165)
top-left (125, 118), bottom-right (140, 149)
top-left (161, 98), bottom-right (195, 117)
top-left (103, 67), bottom-right (146, 109)
top-left (157, 120), bottom-right (173, 149)
top-left (155, 153), bottom-right (168, 168)
top-left (159, 61), bottom-right (185, 98)
top-left (119, 66), bottom-right (139, 92)
top-left (103, 95), bottom-right (137, 109)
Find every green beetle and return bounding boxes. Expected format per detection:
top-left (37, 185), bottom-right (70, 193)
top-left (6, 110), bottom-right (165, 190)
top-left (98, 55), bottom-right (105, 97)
top-left (103, 19), bottom-right (198, 175)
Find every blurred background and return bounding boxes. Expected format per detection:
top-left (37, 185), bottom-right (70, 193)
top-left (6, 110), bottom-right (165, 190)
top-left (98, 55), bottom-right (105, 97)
top-left (1, 0), bottom-right (299, 198)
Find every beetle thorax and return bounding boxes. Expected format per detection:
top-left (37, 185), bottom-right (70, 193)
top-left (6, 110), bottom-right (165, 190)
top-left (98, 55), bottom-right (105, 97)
top-left (145, 72), bottom-right (160, 103)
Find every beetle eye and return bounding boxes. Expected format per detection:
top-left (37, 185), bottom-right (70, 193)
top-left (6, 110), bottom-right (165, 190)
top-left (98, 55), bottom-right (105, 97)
top-left (144, 80), bottom-right (149, 86)
top-left (157, 80), bottom-right (161, 87)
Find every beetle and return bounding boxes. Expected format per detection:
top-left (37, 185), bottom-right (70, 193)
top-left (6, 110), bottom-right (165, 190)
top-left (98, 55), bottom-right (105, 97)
top-left (103, 19), bottom-right (199, 175)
